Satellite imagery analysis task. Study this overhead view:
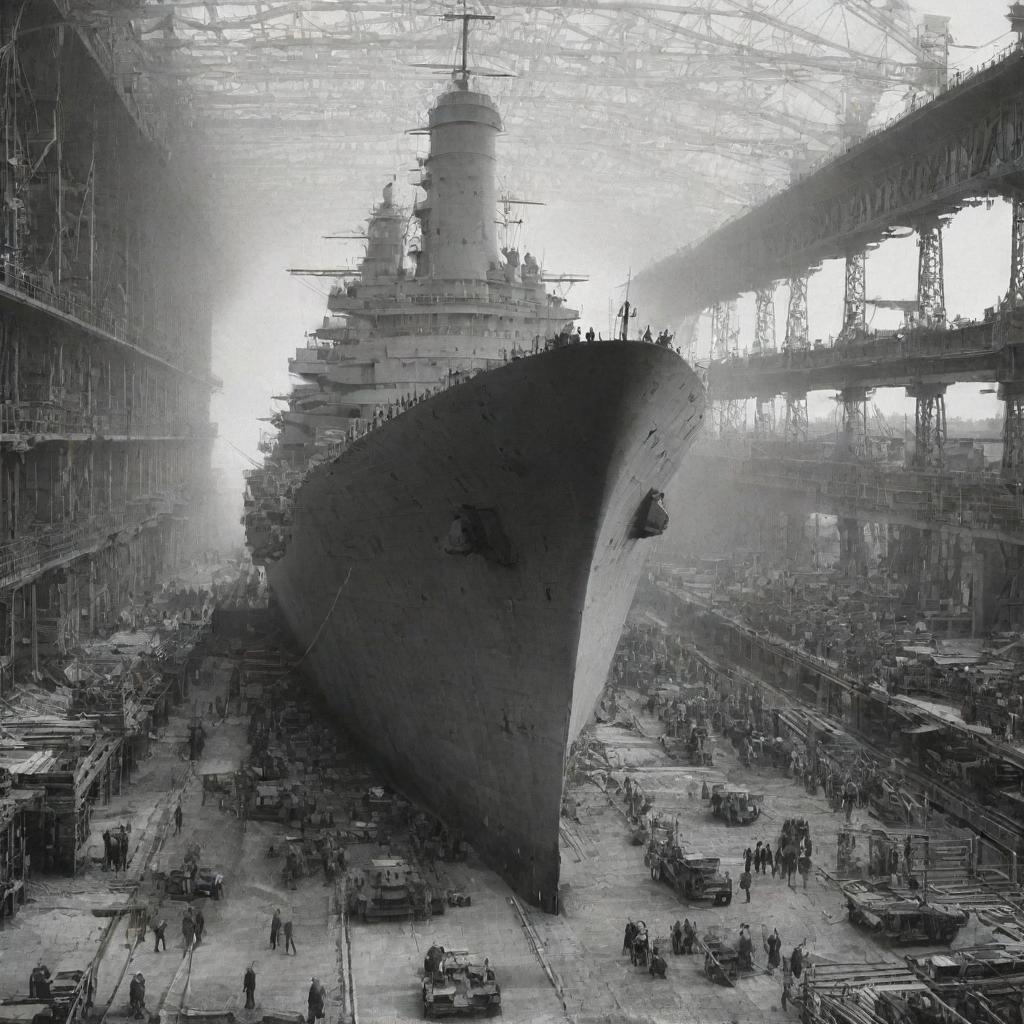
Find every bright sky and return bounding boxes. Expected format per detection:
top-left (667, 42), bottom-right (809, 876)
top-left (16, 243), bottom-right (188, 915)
top-left (209, 2), bottom-right (1018, 530)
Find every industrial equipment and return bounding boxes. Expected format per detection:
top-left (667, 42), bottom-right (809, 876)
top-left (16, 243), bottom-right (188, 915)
top-left (421, 948), bottom-right (501, 1018)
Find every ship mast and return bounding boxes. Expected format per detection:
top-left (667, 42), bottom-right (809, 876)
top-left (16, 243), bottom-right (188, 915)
top-left (444, 0), bottom-right (493, 82)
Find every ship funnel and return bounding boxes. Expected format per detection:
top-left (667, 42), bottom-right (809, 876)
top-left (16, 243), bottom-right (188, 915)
top-left (415, 83), bottom-right (502, 281)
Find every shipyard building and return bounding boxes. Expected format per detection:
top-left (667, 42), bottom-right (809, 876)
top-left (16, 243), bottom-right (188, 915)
top-left (1, 6), bottom-right (1024, 1024)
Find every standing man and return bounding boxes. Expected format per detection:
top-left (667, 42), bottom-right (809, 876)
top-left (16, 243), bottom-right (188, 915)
top-left (739, 869), bottom-right (752, 903)
top-left (283, 916), bottom-right (296, 955)
top-left (243, 963), bottom-right (256, 1009)
top-left (270, 908), bottom-right (282, 950)
top-left (182, 908), bottom-right (196, 954)
top-left (174, 803), bottom-right (183, 836)
top-left (194, 906), bottom-right (206, 945)
top-left (306, 978), bottom-right (325, 1024)
top-left (128, 973), bottom-right (146, 1020)
top-left (153, 917), bottom-right (167, 953)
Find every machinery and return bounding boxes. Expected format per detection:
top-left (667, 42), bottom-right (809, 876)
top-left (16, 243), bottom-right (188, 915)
top-left (710, 785), bottom-right (763, 825)
top-left (649, 843), bottom-right (733, 905)
top-left (347, 858), bottom-right (438, 922)
top-left (700, 931), bottom-right (739, 986)
top-left (841, 882), bottom-right (968, 944)
top-left (422, 948), bottom-right (501, 1018)
top-left (164, 866), bottom-right (224, 900)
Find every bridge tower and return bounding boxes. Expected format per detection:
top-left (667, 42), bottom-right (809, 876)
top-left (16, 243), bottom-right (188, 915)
top-left (711, 300), bottom-right (745, 438)
top-left (782, 273), bottom-right (809, 444)
top-left (753, 285), bottom-right (776, 436)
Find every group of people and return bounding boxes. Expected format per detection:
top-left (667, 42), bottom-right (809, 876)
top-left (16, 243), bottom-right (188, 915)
top-left (240, 963), bottom-right (324, 1022)
top-left (269, 907), bottom-right (298, 954)
top-left (775, 820), bottom-right (814, 890)
top-left (101, 825), bottom-right (130, 873)
top-left (622, 920), bottom-right (667, 978)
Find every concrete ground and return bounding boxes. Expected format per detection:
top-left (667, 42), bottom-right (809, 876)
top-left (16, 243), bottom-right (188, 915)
top-left (0, 665), bottom-right (997, 1024)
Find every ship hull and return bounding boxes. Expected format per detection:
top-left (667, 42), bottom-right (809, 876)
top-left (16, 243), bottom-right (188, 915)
top-left (266, 341), bottom-right (704, 909)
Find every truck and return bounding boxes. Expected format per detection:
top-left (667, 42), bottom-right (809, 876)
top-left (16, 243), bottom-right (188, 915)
top-left (710, 785), bottom-right (763, 826)
top-left (649, 843), bottom-right (732, 906)
top-left (422, 948), bottom-right (501, 1018)
top-left (841, 881), bottom-right (968, 944)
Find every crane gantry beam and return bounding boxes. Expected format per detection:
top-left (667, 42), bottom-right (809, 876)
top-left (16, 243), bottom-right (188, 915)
top-left (58, 0), bottom-right (929, 247)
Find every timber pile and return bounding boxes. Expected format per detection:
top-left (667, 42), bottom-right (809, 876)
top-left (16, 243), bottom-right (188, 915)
top-left (0, 715), bottom-right (99, 750)
top-left (806, 962), bottom-right (925, 997)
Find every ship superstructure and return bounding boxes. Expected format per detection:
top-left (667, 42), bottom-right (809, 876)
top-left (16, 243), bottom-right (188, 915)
top-left (244, 55), bottom-right (705, 910)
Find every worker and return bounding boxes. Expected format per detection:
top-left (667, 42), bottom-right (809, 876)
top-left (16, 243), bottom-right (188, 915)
top-left (632, 923), bottom-right (649, 967)
top-left (738, 925), bottom-right (754, 971)
top-left (194, 906), bottom-right (206, 945)
top-left (174, 803), bottom-right (183, 835)
top-left (128, 972), bottom-right (146, 1020)
top-left (766, 928), bottom-right (782, 970)
top-left (29, 964), bottom-right (51, 1000)
top-left (648, 946), bottom-right (667, 979)
top-left (270, 908), bottom-right (281, 950)
top-left (798, 853), bottom-right (812, 890)
top-left (585, 327), bottom-right (596, 343)
top-left (682, 918), bottom-right (696, 955)
top-left (671, 919), bottom-right (683, 955)
top-left (739, 869), bottom-right (752, 903)
top-left (425, 944), bottom-right (445, 975)
top-left (307, 978), bottom-right (326, 1024)
top-left (283, 916), bottom-right (296, 955)
top-left (791, 942), bottom-right (805, 979)
top-left (764, 842), bottom-right (775, 878)
top-left (182, 908), bottom-right (196, 953)
top-left (243, 963), bottom-right (257, 1009)
top-left (622, 920), bottom-right (637, 956)
top-left (153, 917), bottom-right (167, 953)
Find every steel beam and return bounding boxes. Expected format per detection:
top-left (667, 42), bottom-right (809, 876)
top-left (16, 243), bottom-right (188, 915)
top-left (1000, 381), bottom-right (1024, 479)
top-left (633, 46), bottom-right (1024, 320)
top-left (782, 274), bottom-right (809, 444)
top-left (710, 300), bottom-right (744, 438)
top-left (754, 285), bottom-right (776, 353)
top-left (916, 217), bottom-right (946, 327)
top-left (837, 251), bottom-right (866, 344)
top-left (907, 382), bottom-right (947, 470)
top-left (838, 386), bottom-right (869, 459)
top-left (1011, 193), bottom-right (1024, 302)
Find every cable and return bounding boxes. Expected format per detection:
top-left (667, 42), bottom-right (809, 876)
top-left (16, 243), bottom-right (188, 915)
top-left (297, 568), bottom-right (351, 663)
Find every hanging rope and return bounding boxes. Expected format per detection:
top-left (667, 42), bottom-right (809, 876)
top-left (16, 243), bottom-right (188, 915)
top-left (297, 568), bottom-right (351, 664)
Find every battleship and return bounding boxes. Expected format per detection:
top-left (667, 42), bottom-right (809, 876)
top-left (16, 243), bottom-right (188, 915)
top-left (243, 25), bottom-right (705, 910)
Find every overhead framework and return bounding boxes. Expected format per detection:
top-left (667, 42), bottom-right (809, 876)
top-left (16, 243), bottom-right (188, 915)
top-left (64, 1), bottom-right (931, 233)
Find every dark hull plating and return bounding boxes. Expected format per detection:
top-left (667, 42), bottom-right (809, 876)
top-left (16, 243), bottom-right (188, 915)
top-left (267, 342), bottom-right (704, 908)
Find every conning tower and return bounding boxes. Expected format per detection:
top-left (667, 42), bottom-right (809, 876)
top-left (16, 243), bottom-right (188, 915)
top-left (414, 79), bottom-right (502, 281)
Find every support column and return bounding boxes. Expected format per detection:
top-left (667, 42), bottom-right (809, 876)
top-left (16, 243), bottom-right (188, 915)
top-left (999, 381), bottom-right (1024, 479)
top-left (907, 382), bottom-right (947, 469)
top-left (783, 273), bottom-right (809, 445)
top-left (916, 217), bottom-right (946, 328)
top-left (837, 386), bottom-right (869, 459)
top-left (710, 299), bottom-right (744, 438)
top-left (753, 285), bottom-right (776, 437)
top-left (753, 394), bottom-right (775, 437)
top-left (1010, 193), bottom-right (1024, 304)
top-left (753, 286), bottom-right (776, 354)
top-left (837, 250), bottom-right (866, 344)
